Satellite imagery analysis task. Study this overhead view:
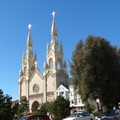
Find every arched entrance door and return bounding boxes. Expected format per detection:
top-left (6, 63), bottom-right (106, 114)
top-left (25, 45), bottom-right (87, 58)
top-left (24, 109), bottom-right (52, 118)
top-left (32, 101), bottom-right (40, 112)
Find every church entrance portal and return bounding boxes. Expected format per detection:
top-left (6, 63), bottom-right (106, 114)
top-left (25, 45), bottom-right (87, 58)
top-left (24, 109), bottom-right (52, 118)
top-left (32, 101), bottom-right (40, 112)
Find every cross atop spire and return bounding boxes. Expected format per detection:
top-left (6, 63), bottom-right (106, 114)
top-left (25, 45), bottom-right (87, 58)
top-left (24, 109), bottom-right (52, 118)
top-left (52, 11), bottom-right (56, 18)
top-left (27, 24), bottom-right (32, 47)
top-left (28, 24), bottom-right (32, 31)
top-left (51, 11), bottom-right (58, 37)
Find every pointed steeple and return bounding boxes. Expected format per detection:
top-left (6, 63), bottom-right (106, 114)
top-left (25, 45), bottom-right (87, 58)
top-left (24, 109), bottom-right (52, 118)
top-left (44, 61), bottom-right (48, 70)
top-left (34, 52), bottom-right (37, 60)
top-left (51, 11), bottom-right (58, 37)
top-left (19, 24), bottom-right (39, 101)
top-left (50, 12), bottom-right (58, 51)
top-left (22, 53), bottom-right (25, 62)
top-left (19, 69), bottom-right (23, 77)
top-left (47, 43), bottom-right (50, 53)
top-left (60, 41), bottom-right (63, 52)
top-left (27, 24), bottom-right (32, 47)
top-left (26, 24), bottom-right (33, 59)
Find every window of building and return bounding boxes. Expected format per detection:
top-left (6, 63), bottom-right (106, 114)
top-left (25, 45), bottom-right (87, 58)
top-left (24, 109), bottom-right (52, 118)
top-left (57, 58), bottom-right (62, 69)
top-left (49, 58), bottom-right (53, 69)
top-left (24, 66), bottom-right (27, 76)
top-left (31, 66), bottom-right (35, 73)
top-left (59, 92), bottom-right (64, 96)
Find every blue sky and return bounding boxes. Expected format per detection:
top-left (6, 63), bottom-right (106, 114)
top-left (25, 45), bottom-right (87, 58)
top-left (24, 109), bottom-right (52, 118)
top-left (0, 0), bottom-right (120, 101)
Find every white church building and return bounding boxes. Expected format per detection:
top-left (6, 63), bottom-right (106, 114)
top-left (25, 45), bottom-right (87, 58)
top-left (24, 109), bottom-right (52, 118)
top-left (18, 12), bottom-right (84, 112)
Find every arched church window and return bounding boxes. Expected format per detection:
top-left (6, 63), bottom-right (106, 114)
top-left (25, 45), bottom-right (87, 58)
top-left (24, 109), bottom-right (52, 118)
top-left (31, 66), bottom-right (35, 73)
top-left (24, 66), bottom-right (27, 76)
top-left (57, 59), bottom-right (62, 70)
top-left (49, 58), bottom-right (53, 69)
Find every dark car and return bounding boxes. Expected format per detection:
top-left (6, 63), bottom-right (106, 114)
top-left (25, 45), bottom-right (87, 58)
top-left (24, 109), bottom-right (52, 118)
top-left (19, 114), bottom-right (51, 120)
top-left (103, 109), bottom-right (120, 120)
top-left (96, 110), bottom-right (120, 120)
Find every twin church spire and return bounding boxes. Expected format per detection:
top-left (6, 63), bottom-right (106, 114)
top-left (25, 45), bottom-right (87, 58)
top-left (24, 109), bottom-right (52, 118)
top-left (19, 24), bottom-right (37, 78)
top-left (20, 12), bottom-right (67, 77)
top-left (44, 12), bottom-right (67, 73)
top-left (51, 11), bottom-right (58, 37)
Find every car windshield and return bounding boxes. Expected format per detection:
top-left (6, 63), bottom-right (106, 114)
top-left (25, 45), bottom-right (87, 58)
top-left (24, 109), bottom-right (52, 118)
top-left (105, 110), bottom-right (119, 116)
top-left (19, 117), bottom-right (29, 120)
top-left (38, 115), bottom-right (50, 119)
top-left (69, 113), bottom-right (83, 117)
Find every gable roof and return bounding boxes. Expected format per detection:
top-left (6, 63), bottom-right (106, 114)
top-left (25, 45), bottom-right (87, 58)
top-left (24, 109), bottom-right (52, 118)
top-left (56, 84), bottom-right (69, 92)
top-left (29, 69), bottom-right (44, 82)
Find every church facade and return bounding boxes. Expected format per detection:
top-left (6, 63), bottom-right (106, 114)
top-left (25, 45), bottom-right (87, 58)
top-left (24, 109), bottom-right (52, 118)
top-left (18, 13), bottom-right (73, 112)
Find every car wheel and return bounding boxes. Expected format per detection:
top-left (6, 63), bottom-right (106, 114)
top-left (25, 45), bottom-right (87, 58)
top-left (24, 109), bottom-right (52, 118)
top-left (90, 118), bottom-right (93, 120)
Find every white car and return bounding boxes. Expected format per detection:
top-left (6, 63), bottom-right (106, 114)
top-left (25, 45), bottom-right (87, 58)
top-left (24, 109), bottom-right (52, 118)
top-left (63, 112), bottom-right (94, 120)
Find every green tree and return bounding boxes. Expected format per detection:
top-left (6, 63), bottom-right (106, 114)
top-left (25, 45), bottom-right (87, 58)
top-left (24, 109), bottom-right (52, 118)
top-left (12, 102), bottom-right (19, 120)
top-left (50, 96), bottom-right (70, 120)
top-left (0, 89), bottom-right (14, 120)
top-left (39, 102), bottom-right (50, 114)
top-left (0, 89), bottom-right (29, 120)
top-left (39, 96), bottom-right (70, 120)
top-left (70, 35), bottom-right (120, 110)
top-left (17, 97), bottom-right (29, 119)
top-left (84, 101), bottom-right (95, 113)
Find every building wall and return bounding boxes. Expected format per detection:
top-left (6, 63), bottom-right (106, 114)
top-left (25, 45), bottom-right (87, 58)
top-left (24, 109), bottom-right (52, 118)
top-left (21, 80), bottom-right (26, 97)
top-left (29, 72), bottom-right (44, 95)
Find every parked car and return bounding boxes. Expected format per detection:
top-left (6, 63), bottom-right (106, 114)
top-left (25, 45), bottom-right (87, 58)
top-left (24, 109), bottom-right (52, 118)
top-left (63, 112), bottom-right (94, 120)
top-left (95, 115), bottom-right (106, 120)
top-left (19, 114), bottom-right (51, 120)
top-left (95, 109), bottom-right (120, 120)
top-left (102, 109), bottom-right (120, 120)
